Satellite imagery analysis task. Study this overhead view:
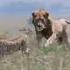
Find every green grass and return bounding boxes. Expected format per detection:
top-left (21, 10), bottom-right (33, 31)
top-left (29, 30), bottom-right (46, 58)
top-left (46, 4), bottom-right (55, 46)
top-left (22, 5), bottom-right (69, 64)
top-left (41, 44), bottom-right (65, 55)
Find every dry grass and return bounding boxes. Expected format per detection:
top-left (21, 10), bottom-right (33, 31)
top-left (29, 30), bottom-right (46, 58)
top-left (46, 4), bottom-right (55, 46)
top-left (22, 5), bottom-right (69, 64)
top-left (0, 42), bottom-right (70, 70)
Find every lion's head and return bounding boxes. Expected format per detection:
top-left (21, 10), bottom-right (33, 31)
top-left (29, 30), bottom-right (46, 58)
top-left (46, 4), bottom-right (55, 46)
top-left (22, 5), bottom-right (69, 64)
top-left (32, 9), bottom-right (50, 31)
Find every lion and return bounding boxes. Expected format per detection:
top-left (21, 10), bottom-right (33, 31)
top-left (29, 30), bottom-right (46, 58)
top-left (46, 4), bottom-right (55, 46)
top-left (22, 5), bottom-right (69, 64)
top-left (32, 9), bottom-right (70, 47)
top-left (32, 9), bottom-right (53, 47)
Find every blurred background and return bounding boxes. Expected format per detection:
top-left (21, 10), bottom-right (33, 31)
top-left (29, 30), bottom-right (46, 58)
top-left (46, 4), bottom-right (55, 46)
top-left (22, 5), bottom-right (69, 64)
top-left (0, 0), bottom-right (70, 36)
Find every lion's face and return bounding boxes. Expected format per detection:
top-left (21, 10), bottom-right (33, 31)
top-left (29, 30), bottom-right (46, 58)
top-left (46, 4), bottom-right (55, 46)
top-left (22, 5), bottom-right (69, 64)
top-left (32, 10), bottom-right (49, 31)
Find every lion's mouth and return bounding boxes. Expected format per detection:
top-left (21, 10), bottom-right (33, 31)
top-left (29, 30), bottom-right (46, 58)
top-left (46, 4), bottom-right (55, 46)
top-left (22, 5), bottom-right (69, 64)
top-left (36, 22), bottom-right (46, 31)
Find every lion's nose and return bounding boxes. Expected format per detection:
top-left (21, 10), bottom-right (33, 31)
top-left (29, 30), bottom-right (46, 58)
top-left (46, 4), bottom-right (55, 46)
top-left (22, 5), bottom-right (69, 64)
top-left (38, 22), bottom-right (46, 28)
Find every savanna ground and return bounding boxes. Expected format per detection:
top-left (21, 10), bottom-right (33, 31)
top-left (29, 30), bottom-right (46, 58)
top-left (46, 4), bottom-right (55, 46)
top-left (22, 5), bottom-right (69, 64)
top-left (0, 16), bottom-right (70, 70)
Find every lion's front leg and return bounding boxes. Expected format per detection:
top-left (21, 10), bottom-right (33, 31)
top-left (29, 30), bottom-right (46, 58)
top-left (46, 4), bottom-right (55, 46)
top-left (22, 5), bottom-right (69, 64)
top-left (44, 33), bottom-right (57, 47)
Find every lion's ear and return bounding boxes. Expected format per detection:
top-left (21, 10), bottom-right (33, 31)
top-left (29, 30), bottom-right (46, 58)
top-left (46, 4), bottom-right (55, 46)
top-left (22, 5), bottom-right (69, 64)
top-left (44, 12), bottom-right (49, 18)
top-left (32, 12), bottom-right (36, 18)
top-left (32, 12), bottom-right (35, 23)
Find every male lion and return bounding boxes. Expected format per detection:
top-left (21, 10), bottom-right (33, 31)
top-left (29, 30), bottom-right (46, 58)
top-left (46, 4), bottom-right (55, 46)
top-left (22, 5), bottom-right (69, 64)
top-left (32, 9), bottom-right (53, 47)
top-left (32, 9), bottom-right (70, 47)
